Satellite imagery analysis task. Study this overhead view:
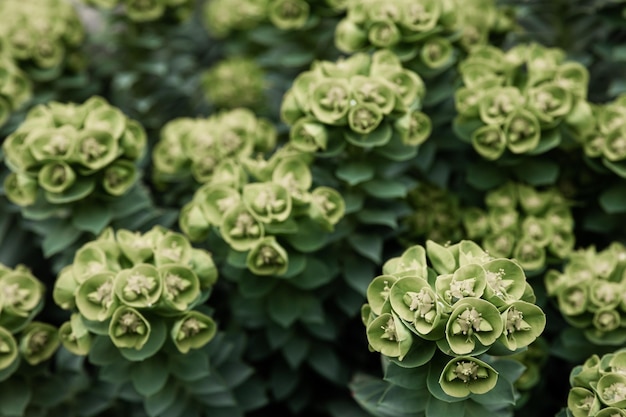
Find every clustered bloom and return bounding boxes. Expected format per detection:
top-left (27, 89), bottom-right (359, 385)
top-left (545, 242), bottom-right (626, 345)
top-left (81, 0), bottom-right (195, 22)
top-left (334, 0), bottom-right (513, 73)
top-left (402, 182), bottom-right (464, 245)
top-left (566, 349), bottom-right (626, 417)
top-left (201, 57), bottom-right (267, 110)
top-left (0, 0), bottom-right (85, 80)
top-left (362, 240), bottom-right (546, 398)
top-left (53, 227), bottom-right (218, 357)
top-left (0, 263), bottom-right (58, 376)
top-left (152, 108), bottom-right (276, 190)
top-left (454, 42), bottom-right (591, 159)
top-left (179, 145), bottom-right (345, 276)
top-left (0, 56), bottom-right (32, 129)
top-left (203, 0), bottom-right (345, 38)
top-left (462, 182), bottom-right (575, 272)
top-left (573, 94), bottom-right (626, 178)
top-left (2, 96), bottom-right (147, 209)
top-left (281, 50), bottom-right (432, 151)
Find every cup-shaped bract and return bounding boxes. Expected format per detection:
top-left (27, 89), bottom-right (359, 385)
top-left (201, 57), bottom-right (266, 109)
top-left (268, 0), bottom-right (310, 30)
top-left (597, 373), bottom-right (626, 408)
top-left (171, 311), bottom-right (217, 354)
top-left (154, 232), bottom-right (193, 267)
top-left (309, 186), bottom-right (346, 229)
top-left (389, 276), bottom-right (443, 338)
top-left (18, 322), bottom-right (59, 365)
top-left (243, 182), bottom-right (293, 223)
top-left (158, 265), bottom-right (201, 313)
top-left (367, 275), bottom-right (398, 316)
top-left (109, 306), bottom-right (151, 350)
top-left (114, 265), bottom-right (163, 309)
top-left (246, 237), bottom-right (289, 276)
top-left (440, 356), bottom-right (499, 397)
top-left (568, 387), bottom-right (602, 417)
top-left (366, 312), bottom-right (413, 360)
top-left (76, 272), bottom-right (118, 322)
top-left (437, 263), bottom-right (487, 307)
top-left (220, 203), bottom-right (265, 252)
top-left (445, 298), bottom-right (504, 355)
top-left (194, 184), bottom-right (242, 226)
top-left (0, 327), bottom-right (18, 371)
top-left (499, 301), bottom-right (546, 351)
top-left (59, 313), bottom-right (92, 356)
top-left (482, 258), bottom-right (526, 306)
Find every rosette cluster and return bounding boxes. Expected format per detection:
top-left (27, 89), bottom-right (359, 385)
top-left (281, 50), bottom-right (432, 152)
top-left (545, 243), bottom-right (626, 345)
top-left (53, 227), bottom-right (218, 359)
top-left (81, 0), bottom-right (195, 22)
top-left (335, 0), bottom-right (513, 73)
top-left (454, 43), bottom-right (591, 160)
top-left (462, 182), bottom-right (575, 272)
top-left (0, 56), bottom-right (32, 129)
top-left (0, 0), bottom-right (85, 81)
top-left (179, 147), bottom-right (345, 276)
top-left (573, 94), bottom-right (626, 178)
top-left (2, 96), bottom-right (147, 208)
top-left (152, 108), bottom-right (276, 191)
top-left (565, 349), bottom-right (626, 417)
top-left (362, 240), bottom-right (545, 400)
top-left (0, 264), bottom-right (59, 379)
top-left (201, 57), bottom-right (267, 110)
top-left (203, 0), bottom-right (345, 37)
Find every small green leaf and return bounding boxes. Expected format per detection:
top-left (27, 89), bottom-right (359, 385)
top-left (284, 218), bottom-right (329, 252)
top-left (0, 378), bottom-right (31, 416)
top-left (599, 184), bottom-right (626, 213)
top-left (72, 203), bottom-right (113, 235)
top-left (145, 381), bottom-right (178, 417)
top-left (425, 396), bottom-right (465, 417)
top-left (348, 233), bottom-right (383, 264)
top-left (356, 209), bottom-right (398, 228)
top-left (308, 343), bottom-right (345, 383)
top-left (42, 221), bottom-right (83, 257)
top-left (466, 162), bottom-right (506, 190)
top-left (361, 179), bottom-right (408, 199)
top-left (282, 336), bottom-right (310, 369)
top-left (131, 356), bottom-right (170, 396)
top-left (290, 257), bottom-right (333, 290)
top-left (512, 159), bottom-right (559, 186)
top-left (268, 286), bottom-right (302, 327)
top-left (336, 162), bottom-right (375, 186)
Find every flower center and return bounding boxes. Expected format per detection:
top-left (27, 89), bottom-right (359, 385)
top-left (164, 273), bottom-right (191, 300)
top-left (87, 280), bottom-right (114, 308)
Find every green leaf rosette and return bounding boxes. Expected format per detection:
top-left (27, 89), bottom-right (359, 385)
top-left (445, 298), bottom-right (503, 355)
top-left (114, 265), bottom-right (163, 309)
top-left (366, 312), bottom-right (413, 361)
top-left (498, 301), bottom-right (546, 350)
top-left (439, 356), bottom-right (499, 397)
top-left (246, 237), bottom-right (289, 276)
top-left (171, 311), bottom-right (217, 354)
top-left (389, 276), bottom-right (443, 339)
top-left (0, 327), bottom-right (18, 372)
top-left (18, 322), bottom-right (59, 365)
top-left (220, 203), bottom-right (265, 252)
top-left (109, 306), bottom-right (151, 350)
top-left (75, 272), bottom-right (118, 322)
top-left (58, 314), bottom-right (92, 356)
top-left (242, 182), bottom-right (292, 223)
top-left (157, 265), bottom-right (201, 313)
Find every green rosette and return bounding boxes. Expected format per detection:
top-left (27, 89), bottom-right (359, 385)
top-left (157, 264), bottom-right (200, 313)
top-left (242, 181), bottom-right (292, 223)
top-left (116, 230), bottom-right (154, 265)
top-left (27, 126), bottom-right (77, 162)
top-left (482, 258), bottom-right (527, 306)
top-left (596, 373), bottom-right (626, 408)
top-left (189, 248), bottom-right (218, 289)
top-left (384, 68), bottom-right (425, 107)
top-left (526, 82), bottom-right (573, 127)
top-left (366, 312), bottom-right (413, 361)
top-left (72, 243), bottom-right (110, 284)
top-left (596, 408), bottom-right (626, 417)
top-left (420, 36), bottom-right (455, 70)
top-left (499, 300), bottom-right (546, 351)
top-left (268, 0), bottom-right (310, 30)
top-left (557, 283), bottom-right (589, 317)
top-left (521, 216), bottom-right (553, 247)
top-left (246, 237), bottom-right (289, 276)
top-left (4, 172), bottom-right (38, 206)
top-left (504, 108), bottom-right (541, 154)
top-left (367, 275), bottom-right (398, 315)
top-left (589, 281), bottom-right (622, 312)
top-left (483, 231), bottom-right (516, 259)
top-left (53, 266), bottom-right (78, 310)
top-left (194, 183), bottom-right (241, 226)
top-left (462, 208), bottom-right (489, 239)
top-left (179, 202), bottom-right (212, 242)
top-left (334, 18), bottom-right (368, 53)
top-left (367, 19), bottom-right (401, 48)
top-left (603, 127), bottom-right (626, 162)
top-left (74, 129), bottom-right (119, 171)
top-left (567, 387), bottom-right (601, 417)
top-left (0, 327), bottom-right (18, 372)
top-left (347, 102), bottom-right (384, 135)
top-left (399, 0), bottom-right (440, 32)
top-left (3, 131), bottom-right (37, 172)
top-left (76, 272), bottom-right (118, 322)
top-left (445, 298), bottom-right (504, 355)
top-left (309, 186), bottom-right (345, 229)
top-left (18, 322), bottom-right (59, 365)
top-left (436, 263), bottom-right (487, 307)
top-left (109, 306), bottom-right (151, 350)
top-left (310, 78), bottom-right (352, 125)
top-left (114, 264), bottom-right (162, 308)
top-left (0, 271), bottom-right (44, 332)
top-left (395, 110), bottom-right (432, 146)
top-left (272, 157), bottom-right (312, 205)
top-left (479, 87), bottom-right (524, 126)
top-left (38, 161), bottom-right (76, 194)
top-left (440, 356), bottom-right (499, 397)
top-left (119, 119), bottom-right (147, 160)
top-left (171, 310), bottom-right (217, 354)
top-left (220, 203), bottom-right (265, 251)
top-left (513, 239), bottom-right (546, 271)
top-left (102, 160), bottom-right (137, 196)
top-left (389, 276), bottom-right (443, 339)
top-left (351, 75), bottom-right (397, 115)
top-left (59, 314), bottom-right (92, 356)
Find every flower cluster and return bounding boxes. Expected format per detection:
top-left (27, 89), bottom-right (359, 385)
top-left (179, 147), bottom-right (345, 276)
top-left (454, 42), bottom-right (591, 159)
top-left (81, 0), bottom-right (195, 22)
top-left (462, 182), bottom-right (575, 272)
top-left (0, 264), bottom-right (58, 378)
top-left (203, 0), bottom-right (345, 38)
top-left (545, 242), bottom-right (626, 345)
top-left (53, 226), bottom-right (218, 359)
top-left (152, 108), bottom-right (276, 191)
top-left (573, 94), bottom-right (626, 178)
top-left (2, 96), bottom-right (146, 208)
top-left (334, 0), bottom-right (513, 73)
top-left (362, 240), bottom-right (546, 398)
top-left (0, 56), bottom-right (32, 129)
top-left (201, 57), bottom-right (267, 110)
top-left (281, 50), bottom-right (431, 152)
top-left (402, 182), bottom-right (464, 245)
top-left (566, 348), bottom-right (626, 417)
top-left (0, 0), bottom-right (85, 81)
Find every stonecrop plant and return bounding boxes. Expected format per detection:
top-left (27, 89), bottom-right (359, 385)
top-left (354, 240), bottom-right (545, 415)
